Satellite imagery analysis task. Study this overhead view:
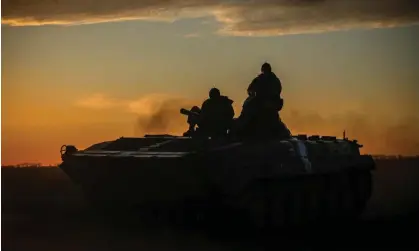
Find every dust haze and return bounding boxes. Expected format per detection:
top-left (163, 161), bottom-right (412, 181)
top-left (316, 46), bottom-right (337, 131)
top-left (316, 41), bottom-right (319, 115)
top-left (134, 97), bottom-right (419, 155)
top-left (134, 97), bottom-right (197, 136)
top-left (281, 110), bottom-right (419, 155)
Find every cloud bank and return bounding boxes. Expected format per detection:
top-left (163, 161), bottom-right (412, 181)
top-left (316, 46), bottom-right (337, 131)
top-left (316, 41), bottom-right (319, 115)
top-left (2, 0), bottom-right (419, 36)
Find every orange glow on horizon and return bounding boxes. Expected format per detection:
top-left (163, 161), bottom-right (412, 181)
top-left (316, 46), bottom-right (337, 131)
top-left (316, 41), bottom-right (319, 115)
top-left (2, 21), bottom-right (418, 165)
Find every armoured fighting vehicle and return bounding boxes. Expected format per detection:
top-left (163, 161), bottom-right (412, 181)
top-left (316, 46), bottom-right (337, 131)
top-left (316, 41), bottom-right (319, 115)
top-left (59, 109), bottom-right (375, 228)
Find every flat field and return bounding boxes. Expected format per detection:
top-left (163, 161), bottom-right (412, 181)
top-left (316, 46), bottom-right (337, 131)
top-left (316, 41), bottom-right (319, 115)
top-left (2, 157), bottom-right (419, 250)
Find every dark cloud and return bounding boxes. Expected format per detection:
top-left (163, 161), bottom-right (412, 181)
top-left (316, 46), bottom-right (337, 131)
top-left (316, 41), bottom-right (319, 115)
top-left (2, 0), bottom-right (419, 36)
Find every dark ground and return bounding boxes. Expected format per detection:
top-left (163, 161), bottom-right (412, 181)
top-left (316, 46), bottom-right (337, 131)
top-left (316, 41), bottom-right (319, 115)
top-left (2, 158), bottom-right (419, 251)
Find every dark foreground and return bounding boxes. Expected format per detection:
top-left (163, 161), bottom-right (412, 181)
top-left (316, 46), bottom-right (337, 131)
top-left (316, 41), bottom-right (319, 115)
top-left (2, 158), bottom-right (419, 251)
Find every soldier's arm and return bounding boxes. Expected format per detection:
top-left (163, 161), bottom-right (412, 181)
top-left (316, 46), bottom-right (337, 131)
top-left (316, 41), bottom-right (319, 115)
top-left (247, 78), bottom-right (258, 96)
top-left (200, 100), bottom-right (209, 117)
top-left (275, 77), bottom-right (282, 95)
top-left (229, 105), bottom-right (235, 118)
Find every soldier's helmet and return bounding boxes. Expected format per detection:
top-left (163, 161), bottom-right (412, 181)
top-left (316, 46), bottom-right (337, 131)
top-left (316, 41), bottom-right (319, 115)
top-left (261, 62), bottom-right (272, 73)
top-left (190, 106), bottom-right (201, 113)
top-left (209, 87), bottom-right (221, 99)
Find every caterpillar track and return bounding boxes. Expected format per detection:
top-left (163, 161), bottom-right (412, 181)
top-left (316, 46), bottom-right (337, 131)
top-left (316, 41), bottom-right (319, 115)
top-left (59, 133), bottom-right (375, 229)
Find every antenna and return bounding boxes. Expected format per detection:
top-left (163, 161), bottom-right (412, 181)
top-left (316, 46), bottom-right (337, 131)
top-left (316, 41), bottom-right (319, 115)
top-left (343, 130), bottom-right (346, 140)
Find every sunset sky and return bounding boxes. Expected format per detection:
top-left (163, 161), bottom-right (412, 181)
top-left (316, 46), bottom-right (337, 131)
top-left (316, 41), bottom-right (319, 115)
top-left (2, 0), bottom-right (419, 165)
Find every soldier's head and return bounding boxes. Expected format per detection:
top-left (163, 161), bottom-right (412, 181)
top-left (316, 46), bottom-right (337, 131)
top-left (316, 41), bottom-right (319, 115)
top-left (261, 62), bottom-right (272, 73)
top-left (191, 106), bottom-right (201, 113)
top-left (209, 87), bottom-right (221, 99)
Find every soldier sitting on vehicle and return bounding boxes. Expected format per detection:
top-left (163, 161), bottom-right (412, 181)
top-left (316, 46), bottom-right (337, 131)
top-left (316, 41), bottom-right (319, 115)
top-left (237, 62), bottom-right (287, 139)
top-left (183, 106), bottom-right (202, 137)
top-left (247, 62), bottom-right (283, 113)
top-left (182, 88), bottom-right (235, 138)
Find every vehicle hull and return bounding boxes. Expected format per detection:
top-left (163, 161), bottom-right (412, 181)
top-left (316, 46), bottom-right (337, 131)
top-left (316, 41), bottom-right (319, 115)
top-left (59, 136), bottom-right (375, 228)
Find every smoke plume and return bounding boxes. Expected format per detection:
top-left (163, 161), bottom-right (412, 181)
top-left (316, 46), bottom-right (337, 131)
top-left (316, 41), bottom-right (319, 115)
top-left (133, 96), bottom-right (198, 136)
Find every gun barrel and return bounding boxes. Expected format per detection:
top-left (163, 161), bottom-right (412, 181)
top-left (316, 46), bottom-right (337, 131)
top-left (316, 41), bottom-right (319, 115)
top-left (180, 108), bottom-right (200, 117)
top-left (180, 108), bottom-right (191, 116)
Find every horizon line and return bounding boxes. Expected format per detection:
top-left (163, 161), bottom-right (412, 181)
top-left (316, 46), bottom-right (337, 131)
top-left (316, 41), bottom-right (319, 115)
top-left (2, 154), bottom-right (419, 167)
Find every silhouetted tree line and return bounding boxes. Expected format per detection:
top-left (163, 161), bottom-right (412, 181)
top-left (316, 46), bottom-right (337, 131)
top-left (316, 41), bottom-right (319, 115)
top-left (372, 155), bottom-right (419, 160)
top-left (2, 156), bottom-right (419, 168)
top-left (2, 163), bottom-right (58, 168)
